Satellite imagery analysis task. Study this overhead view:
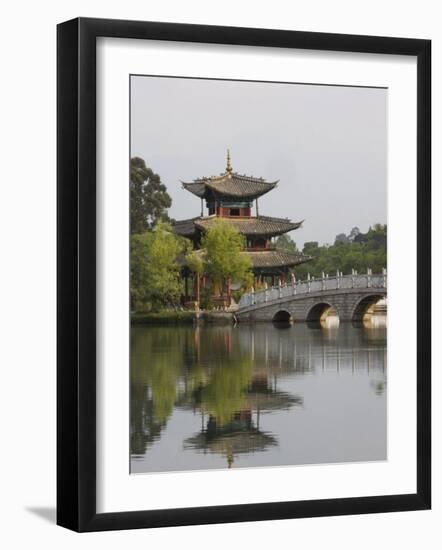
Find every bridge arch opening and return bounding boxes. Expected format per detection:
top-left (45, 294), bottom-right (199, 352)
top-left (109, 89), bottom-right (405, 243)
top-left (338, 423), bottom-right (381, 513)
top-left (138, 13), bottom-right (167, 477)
top-left (352, 295), bottom-right (386, 326)
top-left (306, 303), bottom-right (339, 328)
top-left (272, 310), bottom-right (293, 325)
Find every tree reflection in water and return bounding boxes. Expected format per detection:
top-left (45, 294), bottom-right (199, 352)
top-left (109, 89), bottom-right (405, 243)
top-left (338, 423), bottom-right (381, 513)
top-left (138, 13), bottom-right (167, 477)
top-left (130, 323), bottom-right (386, 470)
top-left (180, 353), bottom-right (303, 468)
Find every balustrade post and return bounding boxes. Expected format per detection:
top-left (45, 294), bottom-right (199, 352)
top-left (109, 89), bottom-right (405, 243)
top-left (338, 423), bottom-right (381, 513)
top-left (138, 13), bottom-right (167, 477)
top-left (336, 269), bottom-right (340, 290)
top-left (382, 267), bottom-right (387, 288)
top-left (367, 267), bottom-right (372, 288)
top-left (351, 268), bottom-right (355, 288)
top-left (322, 272), bottom-right (325, 290)
top-left (307, 273), bottom-right (311, 293)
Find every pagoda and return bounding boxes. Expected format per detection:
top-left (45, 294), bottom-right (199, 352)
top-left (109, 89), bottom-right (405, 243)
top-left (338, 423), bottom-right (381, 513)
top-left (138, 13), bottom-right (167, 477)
top-left (173, 151), bottom-right (310, 306)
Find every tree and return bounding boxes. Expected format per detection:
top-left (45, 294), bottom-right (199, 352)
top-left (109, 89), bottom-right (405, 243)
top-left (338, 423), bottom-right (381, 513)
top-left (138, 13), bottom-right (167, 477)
top-left (186, 250), bottom-right (205, 276)
top-left (275, 233), bottom-right (298, 253)
top-left (130, 221), bottom-right (185, 310)
top-left (348, 226), bottom-right (361, 241)
top-left (334, 233), bottom-right (349, 245)
top-left (295, 224), bottom-right (387, 279)
top-left (130, 327), bottom-right (184, 454)
top-left (201, 219), bottom-right (253, 293)
top-left (186, 250), bottom-right (205, 306)
top-left (353, 232), bottom-right (368, 244)
top-left (130, 156), bottom-right (172, 234)
top-left (303, 241), bottom-right (320, 256)
top-left (199, 356), bottom-right (253, 426)
top-left (367, 224), bottom-right (387, 249)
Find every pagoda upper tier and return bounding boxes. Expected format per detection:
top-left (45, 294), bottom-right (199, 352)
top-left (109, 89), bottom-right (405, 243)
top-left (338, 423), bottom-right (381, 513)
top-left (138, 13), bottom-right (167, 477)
top-left (174, 151), bottom-right (311, 277)
top-left (181, 150), bottom-right (278, 214)
top-left (182, 173), bottom-right (278, 201)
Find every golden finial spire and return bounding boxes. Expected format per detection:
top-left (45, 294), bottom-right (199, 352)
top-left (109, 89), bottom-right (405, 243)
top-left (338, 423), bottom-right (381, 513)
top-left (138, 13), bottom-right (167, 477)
top-left (226, 149), bottom-right (233, 175)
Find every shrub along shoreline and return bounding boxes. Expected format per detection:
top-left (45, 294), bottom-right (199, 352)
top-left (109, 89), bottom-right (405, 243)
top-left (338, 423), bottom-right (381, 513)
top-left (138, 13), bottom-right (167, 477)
top-left (131, 311), bottom-right (196, 325)
top-left (131, 310), bottom-right (236, 325)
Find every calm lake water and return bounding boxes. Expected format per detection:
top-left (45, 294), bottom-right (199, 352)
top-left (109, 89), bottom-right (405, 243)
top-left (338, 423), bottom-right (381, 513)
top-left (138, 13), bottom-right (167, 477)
top-left (130, 323), bottom-right (386, 473)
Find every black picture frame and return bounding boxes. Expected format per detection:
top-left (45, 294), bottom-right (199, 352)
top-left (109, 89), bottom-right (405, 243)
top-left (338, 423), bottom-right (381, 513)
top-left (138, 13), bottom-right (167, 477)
top-left (57, 17), bottom-right (431, 532)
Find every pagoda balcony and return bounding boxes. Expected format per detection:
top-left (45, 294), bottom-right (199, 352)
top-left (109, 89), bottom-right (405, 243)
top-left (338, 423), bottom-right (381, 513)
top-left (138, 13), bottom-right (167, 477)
top-left (217, 213), bottom-right (253, 219)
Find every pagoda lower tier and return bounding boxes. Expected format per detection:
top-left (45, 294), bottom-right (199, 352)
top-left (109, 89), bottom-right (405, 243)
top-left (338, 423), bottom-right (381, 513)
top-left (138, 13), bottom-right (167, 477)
top-left (173, 214), bottom-right (310, 278)
top-left (174, 214), bottom-right (302, 239)
top-left (244, 249), bottom-right (310, 276)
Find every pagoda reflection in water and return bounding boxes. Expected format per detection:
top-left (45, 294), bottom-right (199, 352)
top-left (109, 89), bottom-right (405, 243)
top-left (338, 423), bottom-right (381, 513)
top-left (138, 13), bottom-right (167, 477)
top-left (181, 363), bottom-right (302, 468)
top-left (130, 324), bottom-right (386, 470)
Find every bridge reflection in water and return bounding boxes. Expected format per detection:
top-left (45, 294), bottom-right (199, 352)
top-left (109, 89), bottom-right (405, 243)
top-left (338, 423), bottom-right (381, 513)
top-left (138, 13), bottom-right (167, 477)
top-left (130, 323), bottom-right (386, 473)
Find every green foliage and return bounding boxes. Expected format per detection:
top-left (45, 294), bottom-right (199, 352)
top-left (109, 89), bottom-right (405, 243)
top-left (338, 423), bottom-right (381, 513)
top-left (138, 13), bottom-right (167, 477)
top-left (200, 287), bottom-right (215, 310)
top-left (130, 221), bottom-right (186, 311)
top-left (131, 326), bottom-right (253, 447)
top-left (200, 218), bottom-right (253, 290)
top-left (147, 354), bottom-right (180, 424)
top-left (130, 156), bottom-right (172, 234)
top-left (302, 241), bottom-right (319, 256)
top-left (275, 233), bottom-right (298, 253)
top-left (293, 224), bottom-right (387, 279)
top-left (130, 327), bottom-right (186, 449)
top-left (186, 250), bottom-right (205, 274)
top-left (334, 233), bottom-right (349, 245)
top-left (131, 311), bottom-right (195, 325)
top-left (199, 356), bottom-right (253, 426)
top-left (348, 226), bottom-right (361, 241)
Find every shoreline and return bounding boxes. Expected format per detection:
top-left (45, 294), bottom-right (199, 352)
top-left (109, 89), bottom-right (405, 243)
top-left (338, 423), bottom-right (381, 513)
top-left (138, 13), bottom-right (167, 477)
top-left (131, 310), bottom-right (236, 325)
top-left (130, 311), bottom-right (386, 327)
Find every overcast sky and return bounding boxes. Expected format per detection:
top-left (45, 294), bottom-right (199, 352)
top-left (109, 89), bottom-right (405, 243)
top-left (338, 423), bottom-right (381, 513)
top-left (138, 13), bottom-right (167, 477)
top-left (131, 75), bottom-right (387, 247)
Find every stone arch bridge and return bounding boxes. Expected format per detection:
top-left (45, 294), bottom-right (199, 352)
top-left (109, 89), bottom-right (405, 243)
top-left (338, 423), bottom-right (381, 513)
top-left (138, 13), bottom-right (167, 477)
top-left (237, 271), bottom-right (387, 323)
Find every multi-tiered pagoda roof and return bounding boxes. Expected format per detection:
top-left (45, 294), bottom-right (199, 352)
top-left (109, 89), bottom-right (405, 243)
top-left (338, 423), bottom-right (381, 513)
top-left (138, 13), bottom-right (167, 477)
top-left (173, 152), bottom-right (310, 276)
top-left (181, 173), bottom-right (277, 200)
top-left (174, 215), bottom-right (302, 238)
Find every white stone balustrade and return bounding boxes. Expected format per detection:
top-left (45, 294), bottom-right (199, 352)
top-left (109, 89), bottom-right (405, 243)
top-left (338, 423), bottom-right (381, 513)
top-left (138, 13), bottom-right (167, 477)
top-left (238, 270), bottom-right (387, 309)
